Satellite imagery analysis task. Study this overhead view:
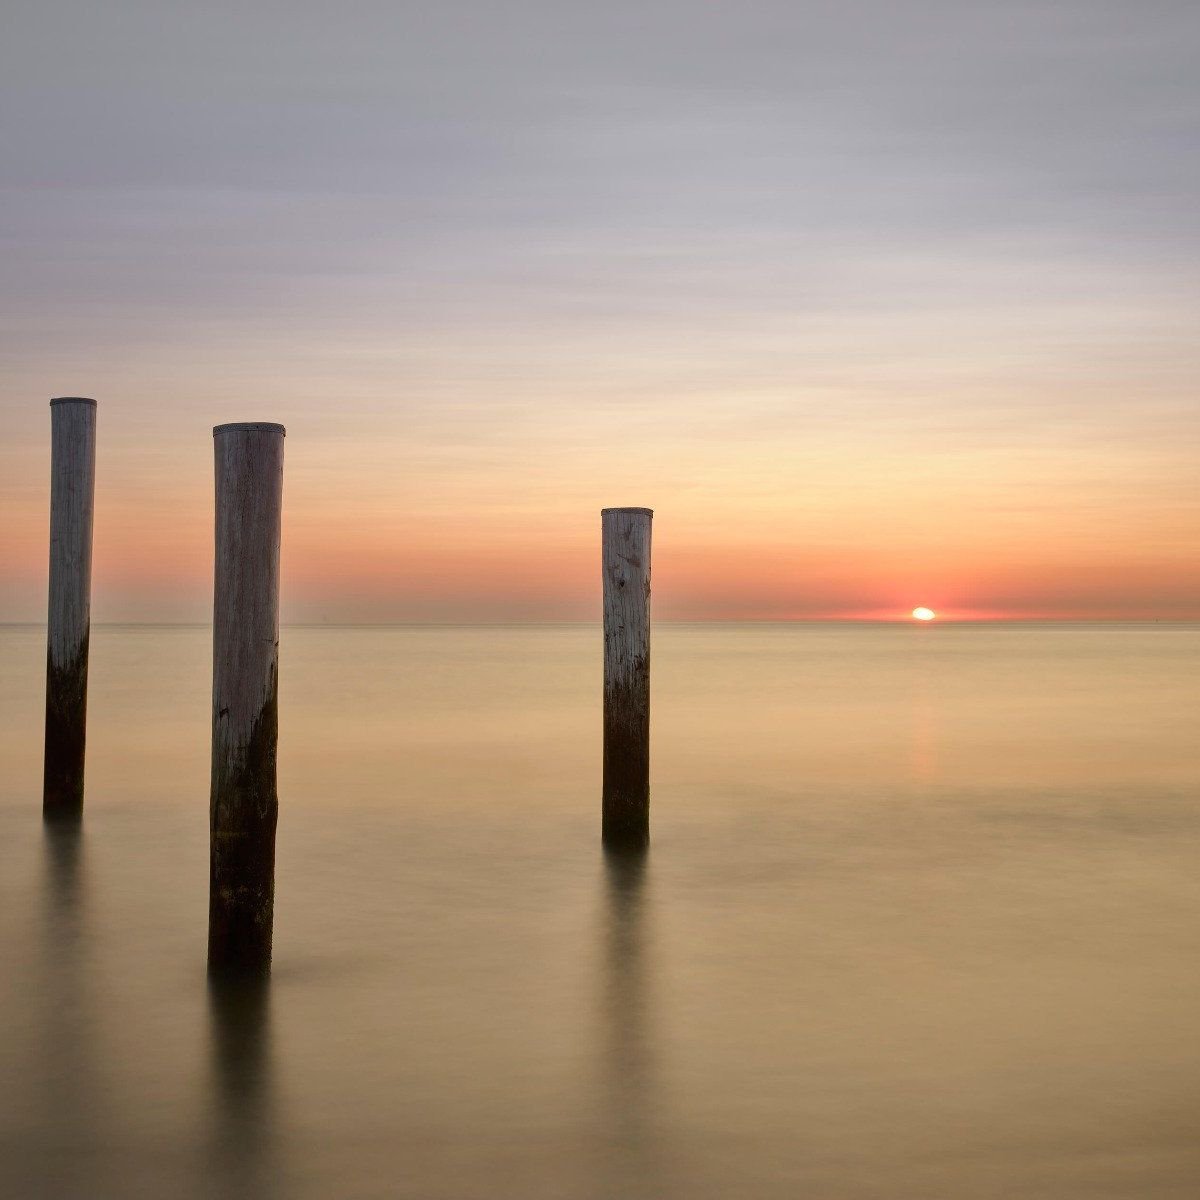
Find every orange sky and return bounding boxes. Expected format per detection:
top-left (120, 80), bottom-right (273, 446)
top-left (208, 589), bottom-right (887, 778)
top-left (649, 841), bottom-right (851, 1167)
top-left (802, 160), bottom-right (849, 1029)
top-left (1, 368), bottom-right (1196, 623)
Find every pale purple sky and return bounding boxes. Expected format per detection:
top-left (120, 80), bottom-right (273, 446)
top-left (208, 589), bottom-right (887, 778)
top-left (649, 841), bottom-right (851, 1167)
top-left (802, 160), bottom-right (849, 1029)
top-left (2, 1), bottom-right (1197, 620)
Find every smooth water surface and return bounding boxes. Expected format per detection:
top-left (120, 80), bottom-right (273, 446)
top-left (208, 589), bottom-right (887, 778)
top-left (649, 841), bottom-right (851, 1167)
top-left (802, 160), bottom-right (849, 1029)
top-left (1, 623), bottom-right (1197, 1198)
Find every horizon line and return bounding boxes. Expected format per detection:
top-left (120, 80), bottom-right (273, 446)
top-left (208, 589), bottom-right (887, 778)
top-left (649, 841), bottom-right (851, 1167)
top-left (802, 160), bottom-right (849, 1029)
top-left (1, 617), bottom-right (1196, 629)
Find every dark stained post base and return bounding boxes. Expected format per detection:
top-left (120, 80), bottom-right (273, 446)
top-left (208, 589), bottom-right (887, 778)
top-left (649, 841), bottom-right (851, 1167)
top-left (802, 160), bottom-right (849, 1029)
top-left (601, 507), bottom-right (653, 848)
top-left (208, 422), bottom-right (285, 976)
top-left (208, 721), bottom-right (278, 976)
top-left (43, 398), bottom-right (97, 822)
top-left (43, 633), bottom-right (90, 823)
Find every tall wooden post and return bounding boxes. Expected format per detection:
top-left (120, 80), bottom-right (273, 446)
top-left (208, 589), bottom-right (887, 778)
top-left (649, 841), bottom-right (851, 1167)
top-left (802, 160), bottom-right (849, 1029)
top-left (602, 507), bottom-right (653, 847)
top-left (209, 422), bottom-right (285, 975)
top-left (44, 398), bottom-right (97, 821)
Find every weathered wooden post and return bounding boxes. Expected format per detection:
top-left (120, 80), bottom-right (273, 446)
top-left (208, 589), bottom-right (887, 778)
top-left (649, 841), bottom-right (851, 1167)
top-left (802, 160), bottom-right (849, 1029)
top-left (209, 422), bottom-right (285, 975)
top-left (602, 507), bottom-right (653, 847)
top-left (43, 398), bottom-right (97, 821)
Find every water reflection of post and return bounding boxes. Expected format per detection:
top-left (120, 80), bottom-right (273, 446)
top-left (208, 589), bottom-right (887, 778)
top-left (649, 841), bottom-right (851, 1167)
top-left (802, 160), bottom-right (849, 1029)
top-left (36, 823), bottom-right (97, 1195)
top-left (599, 845), bottom-right (657, 1189)
top-left (207, 975), bottom-right (277, 1198)
top-left (44, 819), bottom-right (85, 916)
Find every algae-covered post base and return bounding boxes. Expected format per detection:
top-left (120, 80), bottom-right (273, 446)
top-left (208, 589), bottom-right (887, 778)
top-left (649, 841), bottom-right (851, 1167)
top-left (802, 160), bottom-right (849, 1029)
top-left (208, 422), bottom-right (285, 976)
top-left (601, 507), bottom-right (653, 848)
top-left (43, 398), bottom-right (98, 822)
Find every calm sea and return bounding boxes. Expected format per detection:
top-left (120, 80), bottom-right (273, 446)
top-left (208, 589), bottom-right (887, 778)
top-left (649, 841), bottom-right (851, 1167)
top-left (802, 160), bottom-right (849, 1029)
top-left (1, 623), bottom-right (1197, 1199)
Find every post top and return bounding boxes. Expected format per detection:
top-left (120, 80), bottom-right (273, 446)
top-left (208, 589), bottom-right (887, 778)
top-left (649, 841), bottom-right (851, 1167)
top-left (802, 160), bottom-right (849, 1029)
top-left (602, 507), bottom-right (653, 516)
top-left (50, 397), bottom-right (97, 406)
top-left (213, 422), bottom-right (286, 437)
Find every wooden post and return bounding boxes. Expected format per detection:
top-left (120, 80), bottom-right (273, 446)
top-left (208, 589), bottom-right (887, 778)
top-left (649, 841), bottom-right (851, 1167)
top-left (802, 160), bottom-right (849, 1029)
top-left (602, 507), bottom-right (653, 847)
top-left (43, 398), bottom-right (97, 821)
top-left (209, 422), bottom-right (285, 975)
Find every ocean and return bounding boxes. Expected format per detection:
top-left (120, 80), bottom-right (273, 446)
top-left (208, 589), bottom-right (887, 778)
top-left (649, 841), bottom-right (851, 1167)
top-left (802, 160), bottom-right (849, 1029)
top-left (1, 623), bottom-right (1197, 1198)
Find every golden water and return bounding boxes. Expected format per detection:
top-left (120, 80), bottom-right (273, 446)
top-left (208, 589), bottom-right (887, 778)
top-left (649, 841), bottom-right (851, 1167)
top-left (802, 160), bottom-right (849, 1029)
top-left (1, 624), bottom-right (1196, 1198)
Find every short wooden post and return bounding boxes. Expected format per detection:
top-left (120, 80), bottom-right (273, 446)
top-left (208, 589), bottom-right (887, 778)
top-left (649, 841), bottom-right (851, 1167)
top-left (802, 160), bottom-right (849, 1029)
top-left (602, 507), bottom-right (653, 847)
top-left (209, 422), bottom-right (285, 975)
top-left (43, 398), bottom-right (98, 821)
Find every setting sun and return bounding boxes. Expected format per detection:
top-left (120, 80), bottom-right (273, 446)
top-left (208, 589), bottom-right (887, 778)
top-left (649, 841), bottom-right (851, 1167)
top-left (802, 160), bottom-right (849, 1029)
top-left (912, 607), bottom-right (936, 621)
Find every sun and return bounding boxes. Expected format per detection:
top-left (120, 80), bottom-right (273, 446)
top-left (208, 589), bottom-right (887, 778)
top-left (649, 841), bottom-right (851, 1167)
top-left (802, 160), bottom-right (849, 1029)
top-left (912, 607), bottom-right (936, 621)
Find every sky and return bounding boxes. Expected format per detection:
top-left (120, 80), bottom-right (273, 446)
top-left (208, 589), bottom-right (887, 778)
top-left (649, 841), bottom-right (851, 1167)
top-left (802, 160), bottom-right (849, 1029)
top-left (1, 0), bottom-right (1197, 622)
